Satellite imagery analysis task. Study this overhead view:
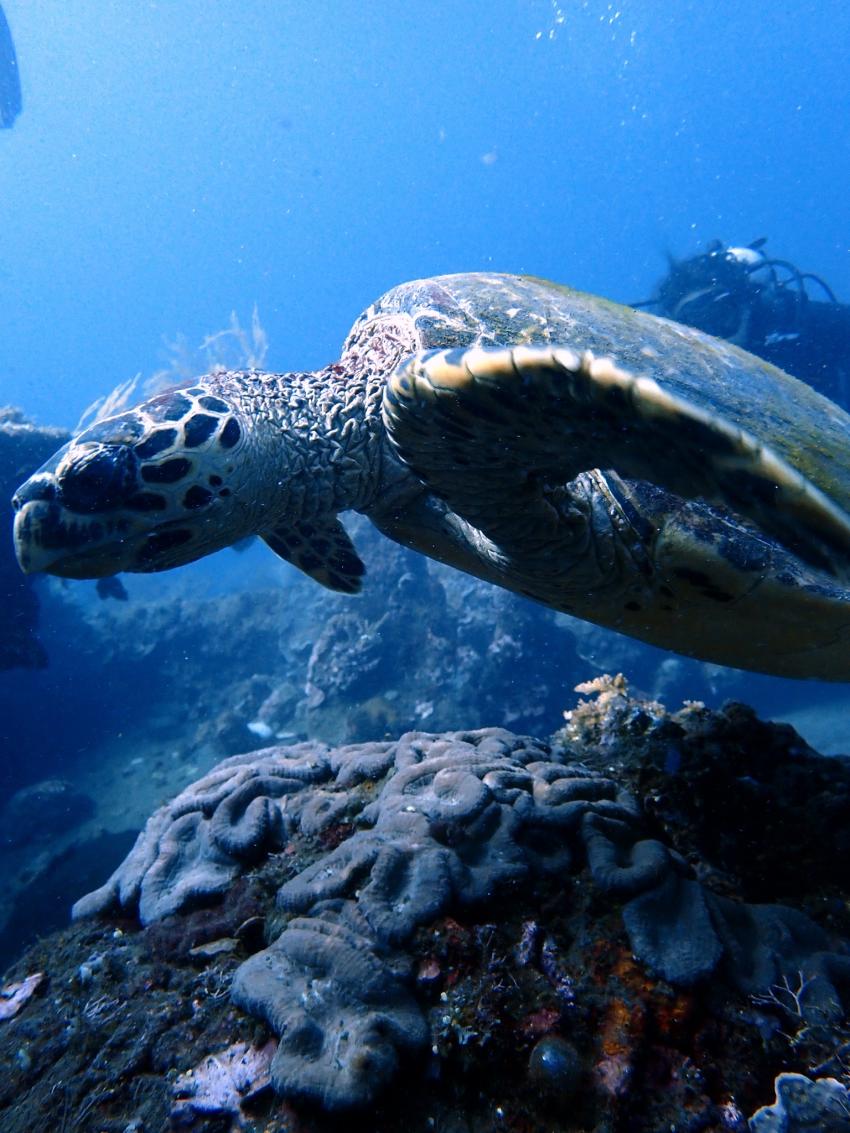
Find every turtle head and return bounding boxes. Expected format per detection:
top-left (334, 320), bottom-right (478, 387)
top-left (12, 383), bottom-right (255, 577)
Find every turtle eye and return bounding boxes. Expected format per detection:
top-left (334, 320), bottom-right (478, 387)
top-left (61, 446), bottom-right (137, 514)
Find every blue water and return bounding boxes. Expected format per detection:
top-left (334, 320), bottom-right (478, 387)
top-left (2, 0), bottom-right (848, 429)
top-left (2, 2), bottom-right (850, 785)
top-left (1, 0), bottom-right (850, 1002)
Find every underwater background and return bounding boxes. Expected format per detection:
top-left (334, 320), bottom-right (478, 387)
top-left (4, 0), bottom-right (850, 426)
top-left (2, 3), bottom-right (850, 1130)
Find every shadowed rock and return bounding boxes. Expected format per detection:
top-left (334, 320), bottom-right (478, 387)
top-left (0, 779), bottom-right (93, 848)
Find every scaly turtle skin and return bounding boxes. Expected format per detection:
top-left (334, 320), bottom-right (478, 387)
top-left (12, 273), bottom-right (850, 679)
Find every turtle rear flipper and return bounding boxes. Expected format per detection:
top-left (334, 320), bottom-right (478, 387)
top-left (383, 345), bottom-right (850, 582)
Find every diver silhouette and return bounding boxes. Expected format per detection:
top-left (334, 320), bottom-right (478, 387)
top-left (640, 238), bottom-right (850, 410)
top-left (0, 2), bottom-right (20, 129)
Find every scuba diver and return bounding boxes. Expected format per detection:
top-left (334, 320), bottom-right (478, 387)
top-left (639, 238), bottom-right (850, 409)
top-left (0, 2), bottom-right (21, 128)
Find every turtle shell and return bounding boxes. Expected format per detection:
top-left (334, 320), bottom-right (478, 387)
top-left (351, 272), bottom-right (850, 518)
top-left (364, 273), bottom-right (850, 680)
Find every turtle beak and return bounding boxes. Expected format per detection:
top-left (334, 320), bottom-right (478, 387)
top-left (12, 474), bottom-right (64, 575)
top-left (12, 459), bottom-right (140, 578)
top-left (12, 433), bottom-right (148, 577)
top-left (12, 478), bottom-right (125, 577)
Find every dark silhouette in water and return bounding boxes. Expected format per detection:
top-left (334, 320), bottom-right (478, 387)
top-left (640, 238), bottom-right (850, 409)
top-left (95, 574), bottom-right (129, 601)
top-left (0, 4), bottom-right (20, 129)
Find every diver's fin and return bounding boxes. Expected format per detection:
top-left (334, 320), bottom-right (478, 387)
top-left (263, 517), bottom-right (365, 594)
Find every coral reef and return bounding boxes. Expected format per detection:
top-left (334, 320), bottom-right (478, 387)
top-left (749, 1072), bottom-right (850, 1132)
top-left (564, 675), bottom-right (850, 914)
top-left (172, 1038), bottom-right (277, 1126)
top-left (233, 902), bottom-right (428, 1109)
top-left (66, 694), bottom-right (850, 1116)
top-left (0, 971), bottom-right (44, 1020)
top-left (72, 741), bottom-right (331, 925)
top-left (0, 408), bottom-right (69, 669)
top-left (2, 682), bottom-right (850, 1130)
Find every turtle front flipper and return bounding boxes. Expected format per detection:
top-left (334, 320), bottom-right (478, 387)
top-left (384, 345), bottom-right (850, 582)
top-left (263, 518), bottom-right (365, 593)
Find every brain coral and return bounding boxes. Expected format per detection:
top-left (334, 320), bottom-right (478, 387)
top-left (74, 725), bottom-right (850, 1109)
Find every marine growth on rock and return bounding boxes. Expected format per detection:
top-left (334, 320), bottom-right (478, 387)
top-left (73, 687), bottom-right (850, 1112)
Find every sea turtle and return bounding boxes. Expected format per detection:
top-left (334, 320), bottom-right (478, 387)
top-left (12, 273), bottom-right (850, 680)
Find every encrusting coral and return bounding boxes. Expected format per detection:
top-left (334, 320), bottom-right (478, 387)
top-left (73, 741), bottom-right (332, 925)
top-left (748, 1072), bottom-right (850, 1132)
top-left (71, 684), bottom-right (850, 1112)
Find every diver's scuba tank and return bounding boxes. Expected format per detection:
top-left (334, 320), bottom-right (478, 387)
top-left (643, 239), bottom-right (769, 344)
top-left (640, 238), bottom-right (850, 408)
